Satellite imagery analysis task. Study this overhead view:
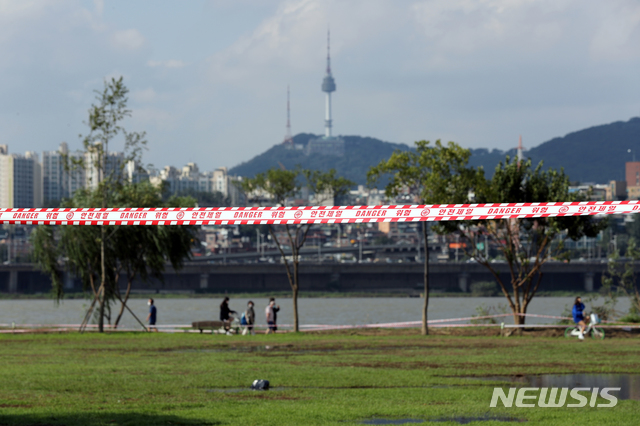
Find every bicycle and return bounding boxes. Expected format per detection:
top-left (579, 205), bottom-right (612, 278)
top-left (564, 313), bottom-right (605, 340)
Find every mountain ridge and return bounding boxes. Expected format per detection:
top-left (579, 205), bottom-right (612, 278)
top-left (229, 117), bottom-right (640, 185)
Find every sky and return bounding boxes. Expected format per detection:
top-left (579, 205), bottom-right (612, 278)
top-left (1, 0), bottom-right (640, 172)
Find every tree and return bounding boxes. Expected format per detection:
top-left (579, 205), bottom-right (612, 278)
top-left (31, 181), bottom-right (198, 331)
top-left (240, 167), bottom-right (354, 332)
top-left (163, 188), bottom-right (229, 207)
top-left (367, 140), bottom-right (481, 335)
top-left (601, 237), bottom-right (640, 317)
top-left (454, 157), bottom-right (606, 325)
top-left (79, 76), bottom-right (146, 332)
top-left (31, 77), bottom-right (196, 332)
top-left (110, 183), bottom-right (196, 328)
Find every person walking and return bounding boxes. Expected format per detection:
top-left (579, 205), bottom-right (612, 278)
top-left (242, 301), bottom-right (255, 335)
top-left (265, 298), bottom-right (280, 334)
top-left (270, 297), bottom-right (280, 330)
top-left (265, 300), bottom-right (275, 334)
top-left (146, 298), bottom-right (158, 332)
top-left (219, 297), bottom-right (237, 335)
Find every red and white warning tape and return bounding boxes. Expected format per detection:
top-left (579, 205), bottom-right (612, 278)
top-left (2, 200), bottom-right (640, 226)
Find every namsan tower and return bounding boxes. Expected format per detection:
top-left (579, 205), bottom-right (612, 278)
top-left (322, 30), bottom-right (336, 138)
top-left (306, 29), bottom-right (344, 156)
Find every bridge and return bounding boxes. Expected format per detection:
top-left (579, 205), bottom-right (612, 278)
top-left (0, 259), bottom-right (613, 294)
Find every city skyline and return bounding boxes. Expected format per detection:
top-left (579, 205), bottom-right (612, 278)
top-left (1, 1), bottom-right (640, 173)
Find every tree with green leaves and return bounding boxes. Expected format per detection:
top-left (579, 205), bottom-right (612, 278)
top-left (240, 167), bottom-right (354, 332)
top-left (31, 181), bottom-right (198, 332)
top-left (453, 157), bottom-right (607, 325)
top-left (31, 77), bottom-right (196, 332)
top-left (368, 140), bottom-right (482, 335)
top-left (109, 183), bottom-right (196, 328)
top-left (79, 76), bottom-right (146, 332)
top-left (601, 237), bottom-right (640, 318)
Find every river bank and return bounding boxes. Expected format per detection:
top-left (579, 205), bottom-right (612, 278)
top-left (0, 297), bottom-right (631, 329)
top-left (0, 289), bottom-right (603, 300)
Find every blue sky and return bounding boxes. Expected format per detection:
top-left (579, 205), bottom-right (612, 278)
top-left (1, 0), bottom-right (640, 171)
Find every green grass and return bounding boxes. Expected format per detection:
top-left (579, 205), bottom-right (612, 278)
top-left (0, 330), bottom-right (638, 425)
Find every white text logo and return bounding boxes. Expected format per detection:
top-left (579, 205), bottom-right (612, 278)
top-left (490, 387), bottom-right (620, 408)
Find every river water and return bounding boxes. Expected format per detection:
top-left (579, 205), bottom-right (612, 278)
top-left (0, 297), bottom-right (630, 329)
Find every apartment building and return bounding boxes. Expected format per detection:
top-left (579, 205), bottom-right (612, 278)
top-left (0, 145), bottom-right (42, 208)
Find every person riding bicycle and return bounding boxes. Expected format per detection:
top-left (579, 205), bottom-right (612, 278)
top-left (572, 296), bottom-right (588, 340)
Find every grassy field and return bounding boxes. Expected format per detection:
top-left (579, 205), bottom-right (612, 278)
top-left (0, 330), bottom-right (638, 425)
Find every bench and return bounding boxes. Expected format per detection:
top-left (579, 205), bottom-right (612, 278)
top-left (192, 320), bottom-right (228, 334)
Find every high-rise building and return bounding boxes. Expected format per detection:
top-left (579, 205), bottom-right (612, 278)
top-left (0, 145), bottom-right (42, 208)
top-left (307, 30), bottom-right (345, 157)
top-left (42, 142), bottom-right (86, 205)
top-left (150, 163), bottom-right (244, 205)
top-left (126, 160), bottom-right (150, 184)
top-left (626, 162), bottom-right (640, 187)
top-left (84, 144), bottom-right (125, 189)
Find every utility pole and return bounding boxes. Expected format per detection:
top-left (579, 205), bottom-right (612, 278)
top-left (484, 234), bottom-right (488, 260)
top-left (256, 229), bottom-right (260, 258)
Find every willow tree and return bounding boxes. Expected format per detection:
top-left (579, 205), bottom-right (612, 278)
top-left (31, 77), bottom-right (196, 332)
top-left (240, 167), bottom-right (354, 332)
top-left (31, 181), bottom-right (197, 331)
top-left (368, 140), bottom-right (482, 335)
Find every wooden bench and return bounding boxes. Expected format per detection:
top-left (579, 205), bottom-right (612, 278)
top-left (192, 320), bottom-right (228, 334)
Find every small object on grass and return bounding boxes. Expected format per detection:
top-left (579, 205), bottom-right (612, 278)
top-left (251, 380), bottom-right (269, 391)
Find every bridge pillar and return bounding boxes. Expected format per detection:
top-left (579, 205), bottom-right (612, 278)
top-left (8, 270), bottom-right (18, 293)
top-left (458, 273), bottom-right (469, 293)
top-left (584, 272), bottom-right (594, 293)
top-left (200, 273), bottom-right (209, 289)
top-left (63, 272), bottom-right (74, 290)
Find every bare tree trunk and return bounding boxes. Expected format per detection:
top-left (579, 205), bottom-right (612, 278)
top-left (113, 292), bottom-right (148, 331)
top-left (98, 226), bottom-right (106, 333)
top-left (422, 222), bottom-right (429, 336)
top-left (80, 280), bottom-right (103, 333)
top-left (292, 262), bottom-right (299, 333)
top-left (289, 234), bottom-right (300, 333)
top-left (114, 274), bottom-right (133, 328)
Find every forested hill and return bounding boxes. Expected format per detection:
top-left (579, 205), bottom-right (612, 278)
top-left (228, 133), bottom-right (411, 185)
top-left (469, 117), bottom-right (640, 182)
top-left (229, 117), bottom-right (640, 185)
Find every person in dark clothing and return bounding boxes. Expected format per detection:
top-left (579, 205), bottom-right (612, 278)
top-left (220, 297), bottom-right (237, 335)
top-left (146, 298), bottom-right (158, 332)
top-left (269, 297), bottom-right (280, 332)
top-left (572, 296), bottom-right (588, 340)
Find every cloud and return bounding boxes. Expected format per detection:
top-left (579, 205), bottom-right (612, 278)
top-left (2, 0), bottom-right (640, 172)
top-left (147, 59), bottom-right (186, 68)
top-left (131, 88), bottom-right (158, 103)
top-left (589, 0), bottom-right (640, 61)
top-left (111, 28), bottom-right (145, 51)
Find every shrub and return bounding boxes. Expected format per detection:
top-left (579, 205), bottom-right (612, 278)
top-left (619, 313), bottom-right (640, 323)
top-left (470, 281), bottom-right (499, 297)
top-left (470, 303), bottom-right (508, 324)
